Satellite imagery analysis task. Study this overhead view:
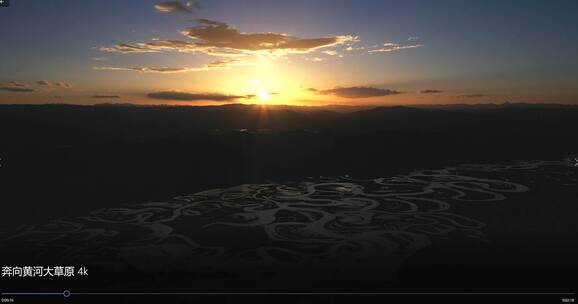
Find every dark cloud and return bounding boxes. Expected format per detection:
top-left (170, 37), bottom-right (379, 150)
top-left (0, 82), bottom-right (36, 92)
top-left (93, 59), bottom-right (239, 73)
top-left (1, 81), bottom-right (70, 92)
top-left (100, 40), bottom-right (203, 54)
top-left (35, 80), bottom-right (72, 88)
top-left (311, 86), bottom-right (401, 99)
top-left (0, 86), bottom-right (36, 92)
top-left (94, 66), bottom-right (200, 73)
top-left (7, 81), bottom-right (27, 87)
top-left (420, 89), bottom-right (443, 94)
top-left (92, 95), bottom-right (121, 99)
top-left (154, 1), bottom-right (200, 13)
top-left (458, 94), bottom-right (489, 98)
top-left (99, 40), bottom-right (236, 56)
top-left (206, 59), bottom-right (239, 68)
top-left (100, 43), bottom-right (160, 54)
top-left (147, 91), bottom-right (251, 102)
top-left (53, 81), bottom-right (72, 88)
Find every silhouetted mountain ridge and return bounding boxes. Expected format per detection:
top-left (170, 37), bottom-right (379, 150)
top-left (2, 103), bottom-right (578, 144)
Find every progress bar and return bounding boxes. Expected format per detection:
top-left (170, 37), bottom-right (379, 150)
top-left (1, 290), bottom-right (70, 298)
top-left (1, 291), bottom-right (574, 296)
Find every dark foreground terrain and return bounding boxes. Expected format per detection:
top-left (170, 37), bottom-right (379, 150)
top-left (0, 103), bottom-right (577, 303)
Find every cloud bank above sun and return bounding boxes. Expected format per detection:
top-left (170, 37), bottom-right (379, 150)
top-left (99, 19), bottom-right (357, 57)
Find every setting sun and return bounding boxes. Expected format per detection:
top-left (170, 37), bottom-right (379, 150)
top-left (258, 90), bottom-right (270, 102)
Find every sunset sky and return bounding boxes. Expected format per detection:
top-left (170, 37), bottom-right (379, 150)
top-left (1, 0), bottom-right (577, 106)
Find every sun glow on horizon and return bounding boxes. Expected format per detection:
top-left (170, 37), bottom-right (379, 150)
top-left (258, 90), bottom-right (270, 102)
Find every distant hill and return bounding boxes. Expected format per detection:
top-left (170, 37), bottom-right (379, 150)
top-left (2, 103), bottom-right (578, 144)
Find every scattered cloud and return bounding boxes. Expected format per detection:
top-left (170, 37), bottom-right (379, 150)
top-left (94, 67), bottom-right (204, 73)
top-left (420, 89), bottom-right (443, 94)
top-left (53, 81), bottom-right (72, 88)
top-left (99, 40), bottom-right (246, 57)
top-left (0, 85), bottom-right (36, 92)
top-left (154, 1), bottom-right (200, 13)
top-left (92, 95), bottom-right (121, 99)
top-left (345, 46), bottom-right (366, 51)
top-left (100, 43), bottom-right (161, 54)
top-left (370, 42), bottom-right (423, 53)
top-left (323, 50), bottom-right (339, 56)
top-left (0, 80), bottom-right (71, 92)
top-left (147, 91), bottom-right (252, 102)
top-left (408, 36), bottom-right (419, 41)
top-left (7, 81), bottom-right (27, 87)
top-left (309, 86), bottom-right (401, 99)
top-left (93, 59), bottom-right (239, 73)
top-left (206, 59), bottom-right (240, 68)
top-left (91, 57), bottom-right (107, 61)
